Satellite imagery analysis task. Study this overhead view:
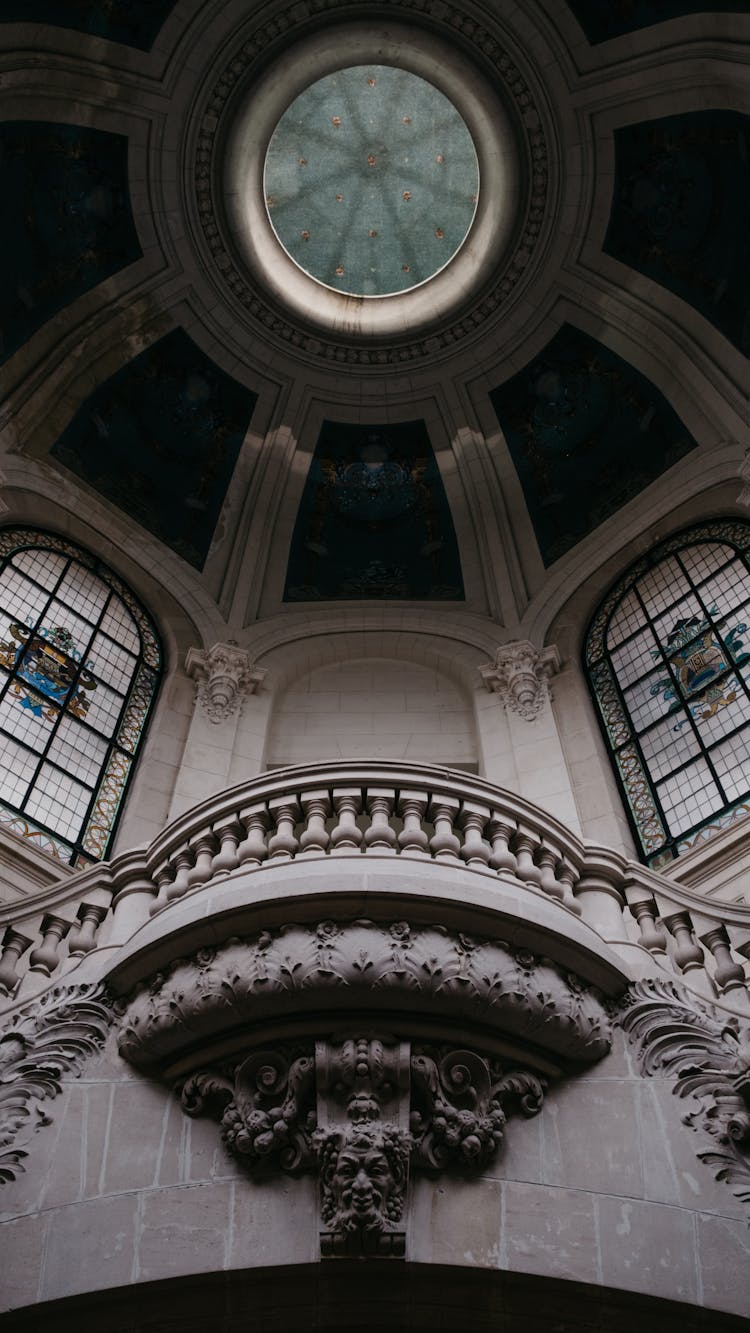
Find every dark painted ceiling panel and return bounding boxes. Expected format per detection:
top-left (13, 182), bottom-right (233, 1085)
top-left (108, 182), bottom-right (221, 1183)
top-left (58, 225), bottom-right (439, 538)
top-left (605, 111), bottom-right (750, 357)
top-left (565, 0), bottom-right (750, 44)
top-left (0, 122), bottom-right (141, 367)
top-left (0, 1), bottom-right (176, 49)
top-left (285, 420), bottom-right (464, 600)
top-left (490, 324), bottom-right (696, 566)
top-left (51, 329), bottom-right (257, 569)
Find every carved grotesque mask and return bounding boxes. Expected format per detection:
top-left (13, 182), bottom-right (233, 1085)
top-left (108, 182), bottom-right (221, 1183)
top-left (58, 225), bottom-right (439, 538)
top-left (317, 1123), bottom-right (410, 1233)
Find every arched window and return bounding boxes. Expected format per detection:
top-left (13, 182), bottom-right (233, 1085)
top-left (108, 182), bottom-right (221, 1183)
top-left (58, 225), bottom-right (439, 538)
top-left (585, 520), bottom-right (750, 867)
top-left (0, 528), bottom-right (162, 866)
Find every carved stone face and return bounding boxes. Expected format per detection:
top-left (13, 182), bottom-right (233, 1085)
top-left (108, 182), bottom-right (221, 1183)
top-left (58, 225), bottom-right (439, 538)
top-left (317, 1124), bottom-right (410, 1233)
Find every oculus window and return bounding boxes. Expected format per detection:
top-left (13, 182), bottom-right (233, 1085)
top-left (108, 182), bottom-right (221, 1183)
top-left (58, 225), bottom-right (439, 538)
top-left (0, 529), bottom-right (162, 866)
top-left (585, 521), bottom-right (750, 865)
top-left (263, 65), bottom-right (479, 296)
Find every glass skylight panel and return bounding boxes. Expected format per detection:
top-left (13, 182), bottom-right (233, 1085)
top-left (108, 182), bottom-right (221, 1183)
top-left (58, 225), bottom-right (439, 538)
top-left (623, 668), bottom-right (675, 733)
top-left (638, 713), bottom-right (701, 782)
top-left (47, 715), bottom-right (107, 787)
top-left (657, 758), bottom-right (721, 835)
top-left (11, 548), bottom-right (67, 587)
top-left (0, 567), bottom-right (52, 624)
top-left (0, 687), bottom-right (55, 752)
top-left (26, 764), bottom-right (92, 840)
top-left (710, 730), bottom-right (750, 802)
top-left (635, 556), bottom-right (688, 617)
top-left (0, 734), bottom-right (38, 806)
top-left (679, 542), bottom-right (733, 584)
top-left (56, 562), bottom-right (110, 623)
top-left (88, 632), bottom-right (135, 693)
top-left (100, 598), bottom-right (140, 655)
top-left (610, 625), bottom-right (661, 689)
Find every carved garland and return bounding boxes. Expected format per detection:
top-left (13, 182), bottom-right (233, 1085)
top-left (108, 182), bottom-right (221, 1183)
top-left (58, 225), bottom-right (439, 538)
top-left (192, 0), bottom-right (550, 367)
top-left (621, 978), bottom-right (750, 1210)
top-left (0, 983), bottom-right (113, 1184)
top-left (178, 1037), bottom-right (546, 1257)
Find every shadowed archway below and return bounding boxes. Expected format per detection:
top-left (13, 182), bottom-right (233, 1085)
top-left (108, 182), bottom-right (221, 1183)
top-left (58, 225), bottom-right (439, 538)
top-left (0, 1263), bottom-right (745, 1333)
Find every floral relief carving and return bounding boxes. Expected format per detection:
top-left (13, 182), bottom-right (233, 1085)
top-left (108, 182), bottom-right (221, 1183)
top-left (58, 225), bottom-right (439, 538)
top-left (621, 978), bottom-right (750, 1210)
top-left (117, 921), bottom-right (612, 1070)
top-left (0, 983), bottom-right (113, 1184)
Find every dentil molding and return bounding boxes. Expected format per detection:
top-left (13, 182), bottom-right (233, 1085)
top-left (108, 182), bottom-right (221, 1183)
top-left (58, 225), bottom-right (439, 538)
top-left (186, 641), bottom-right (266, 724)
top-left (479, 641), bottom-right (561, 721)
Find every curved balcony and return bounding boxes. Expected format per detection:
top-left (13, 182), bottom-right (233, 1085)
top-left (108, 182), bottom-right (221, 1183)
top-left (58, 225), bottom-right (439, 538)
top-left (0, 761), bottom-right (749, 1016)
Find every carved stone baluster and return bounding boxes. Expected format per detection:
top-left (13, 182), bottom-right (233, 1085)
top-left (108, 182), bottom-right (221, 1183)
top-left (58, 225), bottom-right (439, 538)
top-left (166, 847), bottom-right (194, 902)
top-left (237, 803), bottom-right (270, 866)
top-left (107, 853), bottom-right (155, 941)
top-left (267, 796), bottom-right (301, 860)
top-left (299, 790), bottom-right (332, 856)
top-left (0, 927), bottom-right (33, 996)
top-left (556, 860), bottom-right (583, 916)
top-left (67, 903), bottom-right (108, 958)
top-left (397, 790), bottom-right (429, 858)
top-left (428, 795), bottom-right (461, 861)
top-left (186, 833), bottom-right (218, 889)
top-left (150, 862), bottom-right (176, 915)
top-left (458, 801), bottom-right (492, 869)
top-left (512, 828), bottom-right (543, 889)
top-left (28, 914), bottom-right (72, 978)
top-left (330, 788), bottom-right (364, 855)
top-left (487, 814), bottom-right (518, 881)
top-left (663, 911), bottom-right (704, 975)
top-left (629, 897), bottom-right (668, 954)
top-left (212, 819), bottom-right (243, 878)
top-left (700, 926), bottom-right (747, 993)
top-left (536, 845), bottom-right (565, 903)
top-left (364, 788), bottom-right (397, 854)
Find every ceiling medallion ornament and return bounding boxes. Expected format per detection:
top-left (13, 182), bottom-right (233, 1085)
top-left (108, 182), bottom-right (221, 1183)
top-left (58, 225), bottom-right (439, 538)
top-left (193, 0), bottom-right (550, 366)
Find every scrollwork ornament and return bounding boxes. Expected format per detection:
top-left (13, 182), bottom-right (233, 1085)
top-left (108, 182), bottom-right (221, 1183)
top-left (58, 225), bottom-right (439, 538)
top-left (0, 982), bottom-right (113, 1184)
top-left (621, 978), bottom-right (750, 1208)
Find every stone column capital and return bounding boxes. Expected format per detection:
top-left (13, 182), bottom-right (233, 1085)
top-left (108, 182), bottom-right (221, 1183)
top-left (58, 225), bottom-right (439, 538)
top-left (185, 641), bottom-right (266, 724)
top-left (478, 639), bottom-right (561, 721)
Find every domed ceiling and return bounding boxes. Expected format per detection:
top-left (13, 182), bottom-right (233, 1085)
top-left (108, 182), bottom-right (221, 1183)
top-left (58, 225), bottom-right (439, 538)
top-left (0, 0), bottom-right (747, 625)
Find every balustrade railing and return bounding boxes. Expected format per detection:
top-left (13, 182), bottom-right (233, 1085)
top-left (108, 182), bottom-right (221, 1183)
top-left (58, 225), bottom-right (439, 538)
top-left (1, 760), bottom-right (749, 1010)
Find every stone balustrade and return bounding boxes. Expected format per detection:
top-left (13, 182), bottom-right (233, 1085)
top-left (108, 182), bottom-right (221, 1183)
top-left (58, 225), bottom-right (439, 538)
top-left (0, 761), bottom-right (749, 1009)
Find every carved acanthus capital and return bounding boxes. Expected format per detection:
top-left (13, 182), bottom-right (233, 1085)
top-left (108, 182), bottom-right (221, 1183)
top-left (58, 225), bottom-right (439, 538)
top-left (177, 1035), bottom-right (546, 1259)
top-left (621, 978), bottom-right (750, 1212)
top-left (479, 640), bottom-right (561, 721)
top-left (0, 983), bottom-right (113, 1183)
top-left (185, 641), bottom-right (265, 724)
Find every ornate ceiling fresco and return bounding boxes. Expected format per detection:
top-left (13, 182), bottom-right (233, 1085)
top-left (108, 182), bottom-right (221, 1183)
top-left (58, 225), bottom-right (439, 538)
top-left (0, 0), bottom-right (746, 615)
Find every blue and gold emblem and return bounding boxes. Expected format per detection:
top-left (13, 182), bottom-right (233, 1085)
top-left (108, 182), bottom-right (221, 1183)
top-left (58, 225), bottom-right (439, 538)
top-left (650, 612), bottom-right (749, 726)
top-left (0, 622), bottom-right (97, 720)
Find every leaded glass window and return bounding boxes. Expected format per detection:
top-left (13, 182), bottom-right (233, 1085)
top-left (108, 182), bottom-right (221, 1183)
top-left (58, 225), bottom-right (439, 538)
top-left (0, 529), bottom-right (161, 866)
top-left (585, 520), bottom-right (750, 866)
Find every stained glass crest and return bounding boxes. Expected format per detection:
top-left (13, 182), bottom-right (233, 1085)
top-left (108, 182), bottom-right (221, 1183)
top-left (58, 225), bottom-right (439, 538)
top-left (0, 530), bottom-right (162, 865)
top-left (585, 521), bottom-right (750, 865)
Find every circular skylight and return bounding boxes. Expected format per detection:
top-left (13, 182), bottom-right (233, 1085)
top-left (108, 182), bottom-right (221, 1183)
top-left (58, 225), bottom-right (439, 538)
top-left (263, 65), bottom-right (480, 298)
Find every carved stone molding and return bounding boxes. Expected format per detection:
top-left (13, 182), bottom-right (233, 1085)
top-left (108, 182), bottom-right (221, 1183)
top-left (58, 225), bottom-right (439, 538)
top-left (178, 1036), bottom-right (546, 1258)
top-left (0, 983), bottom-right (113, 1184)
top-left (116, 920), bottom-right (612, 1070)
top-left (185, 642), bottom-right (265, 724)
top-left (192, 0), bottom-right (550, 368)
top-left (621, 978), bottom-right (750, 1210)
top-left (479, 641), bottom-right (561, 721)
top-left (737, 447), bottom-right (750, 509)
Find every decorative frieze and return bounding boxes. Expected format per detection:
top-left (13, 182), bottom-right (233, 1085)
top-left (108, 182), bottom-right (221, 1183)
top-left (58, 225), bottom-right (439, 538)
top-left (621, 977), bottom-right (750, 1211)
top-left (116, 920), bottom-right (613, 1070)
top-left (0, 983), bottom-right (113, 1183)
top-left (479, 640), bottom-right (561, 721)
top-left (185, 641), bottom-right (265, 724)
top-left (178, 1035), bottom-right (546, 1258)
